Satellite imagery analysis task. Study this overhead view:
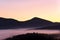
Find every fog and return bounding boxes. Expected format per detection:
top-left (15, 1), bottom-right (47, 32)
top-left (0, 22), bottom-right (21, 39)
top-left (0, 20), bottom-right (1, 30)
top-left (0, 28), bottom-right (60, 40)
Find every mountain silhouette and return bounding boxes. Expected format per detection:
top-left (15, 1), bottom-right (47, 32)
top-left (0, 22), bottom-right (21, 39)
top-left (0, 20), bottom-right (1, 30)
top-left (0, 17), bottom-right (22, 29)
top-left (34, 23), bottom-right (60, 30)
top-left (39, 24), bottom-right (60, 30)
top-left (21, 17), bottom-right (54, 28)
top-left (0, 17), bottom-right (59, 29)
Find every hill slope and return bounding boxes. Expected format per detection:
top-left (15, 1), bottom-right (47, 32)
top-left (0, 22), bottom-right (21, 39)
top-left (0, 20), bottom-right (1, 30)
top-left (0, 17), bottom-right (59, 29)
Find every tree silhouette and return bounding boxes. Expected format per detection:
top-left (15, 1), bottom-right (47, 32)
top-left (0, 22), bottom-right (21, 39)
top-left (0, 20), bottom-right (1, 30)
top-left (4, 33), bottom-right (56, 40)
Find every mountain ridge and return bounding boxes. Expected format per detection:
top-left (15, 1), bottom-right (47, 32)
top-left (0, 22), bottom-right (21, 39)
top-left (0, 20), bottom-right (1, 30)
top-left (0, 17), bottom-right (60, 29)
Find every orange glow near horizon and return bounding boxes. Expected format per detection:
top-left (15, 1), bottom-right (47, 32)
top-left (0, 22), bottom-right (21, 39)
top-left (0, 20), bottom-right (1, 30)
top-left (0, 0), bottom-right (60, 22)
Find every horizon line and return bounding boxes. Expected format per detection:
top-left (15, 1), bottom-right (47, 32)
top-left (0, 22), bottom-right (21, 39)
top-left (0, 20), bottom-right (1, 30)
top-left (0, 17), bottom-right (59, 22)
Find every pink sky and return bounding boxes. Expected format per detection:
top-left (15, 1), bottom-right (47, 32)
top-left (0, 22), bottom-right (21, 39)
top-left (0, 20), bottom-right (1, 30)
top-left (0, 0), bottom-right (60, 22)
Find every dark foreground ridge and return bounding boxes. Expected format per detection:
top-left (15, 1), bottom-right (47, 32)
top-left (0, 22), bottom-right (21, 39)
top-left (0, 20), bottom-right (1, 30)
top-left (4, 33), bottom-right (56, 40)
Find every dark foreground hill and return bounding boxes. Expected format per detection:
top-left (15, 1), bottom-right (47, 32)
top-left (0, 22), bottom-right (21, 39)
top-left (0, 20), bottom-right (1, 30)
top-left (4, 33), bottom-right (56, 40)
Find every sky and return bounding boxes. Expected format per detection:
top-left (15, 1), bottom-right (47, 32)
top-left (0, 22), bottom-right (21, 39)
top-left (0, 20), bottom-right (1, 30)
top-left (0, 0), bottom-right (60, 22)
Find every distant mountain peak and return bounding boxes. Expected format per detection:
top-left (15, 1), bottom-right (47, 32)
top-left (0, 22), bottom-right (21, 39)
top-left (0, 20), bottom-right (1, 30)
top-left (32, 17), bottom-right (49, 21)
top-left (32, 17), bottom-right (40, 19)
top-left (31, 17), bottom-right (42, 20)
top-left (26, 17), bottom-right (53, 23)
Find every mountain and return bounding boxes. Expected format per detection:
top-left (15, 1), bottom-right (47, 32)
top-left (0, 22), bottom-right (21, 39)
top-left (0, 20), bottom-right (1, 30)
top-left (41, 24), bottom-right (60, 30)
top-left (0, 17), bottom-right (58, 29)
top-left (0, 17), bottom-right (22, 29)
top-left (22, 17), bottom-right (54, 27)
top-left (33, 23), bottom-right (60, 30)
